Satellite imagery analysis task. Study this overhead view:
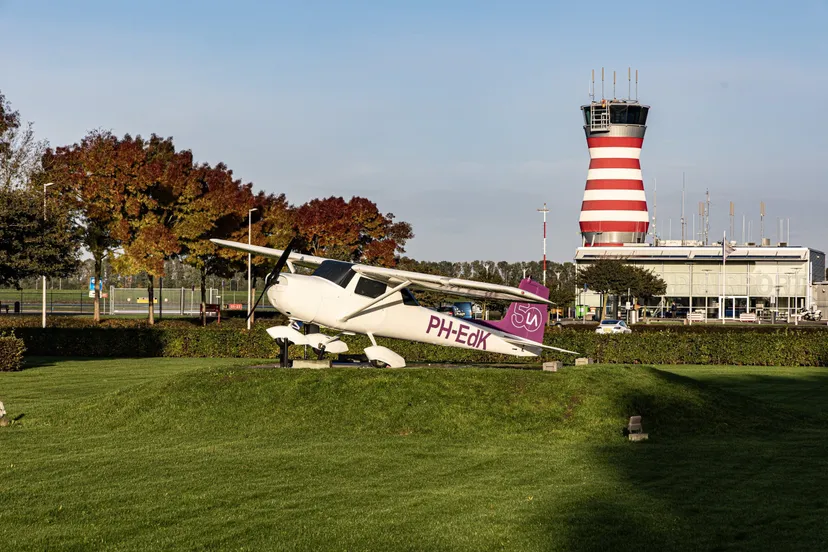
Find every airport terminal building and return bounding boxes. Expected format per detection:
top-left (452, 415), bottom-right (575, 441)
top-left (575, 243), bottom-right (826, 320)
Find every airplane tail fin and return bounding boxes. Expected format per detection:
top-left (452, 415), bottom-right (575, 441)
top-left (487, 278), bottom-right (549, 343)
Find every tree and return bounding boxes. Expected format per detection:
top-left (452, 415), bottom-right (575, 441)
top-left (0, 187), bottom-right (80, 288)
top-left (110, 135), bottom-right (191, 324)
top-left (0, 91), bottom-right (48, 189)
top-left (294, 196), bottom-right (413, 267)
top-left (42, 130), bottom-right (135, 322)
top-left (576, 259), bottom-right (666, 321)
top-left (176, 163), bottom-right (260, 317)
top-left (547, 261), bottom-right (576, 314)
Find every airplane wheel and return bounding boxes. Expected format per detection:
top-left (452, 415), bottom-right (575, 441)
top-left (314, 346), bottom-right (326, 360)
top-left (370, 360), bottom-right (388, 368)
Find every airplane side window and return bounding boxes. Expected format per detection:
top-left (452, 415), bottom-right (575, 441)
top-left (401, 288), bottom-right (419, 306)
top-left (354, 277), bottom-right (387, 299)
top-left (312, 260), bottom-right (356, 288)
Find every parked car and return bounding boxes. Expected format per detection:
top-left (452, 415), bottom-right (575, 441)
top-left (594, 319), bottom-right (632, 334)
top-left (436, 305), bottom-right (464, 317)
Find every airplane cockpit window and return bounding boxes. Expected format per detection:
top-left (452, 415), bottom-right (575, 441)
top-left (354, 276), bottom-right (387, 299)
top-left (401, 287), bottom-right (419, 306)
top-left (312, 260), bottom-right (356, 288)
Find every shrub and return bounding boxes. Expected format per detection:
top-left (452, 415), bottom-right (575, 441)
top-left (0, 332), bottom-right (26, 371)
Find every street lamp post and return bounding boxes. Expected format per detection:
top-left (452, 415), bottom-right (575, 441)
top-left (247, 208), bottom-right (258, 330)
top-left (537, 203), bottom-right (549, 286)
top-left (42, 182), bottom-right (54, 328)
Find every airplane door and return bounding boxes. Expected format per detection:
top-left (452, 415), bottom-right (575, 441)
top-left (344, 276), bottom-right (388, 332)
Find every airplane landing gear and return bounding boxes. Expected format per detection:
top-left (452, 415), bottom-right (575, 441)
top-left (278, 338), bottom-right (290, 368)
top-left (364, 333), bottom-right (406, 368)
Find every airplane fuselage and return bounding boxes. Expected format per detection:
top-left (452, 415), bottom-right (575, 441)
top-left (267, 272), bottom-right (538, 357)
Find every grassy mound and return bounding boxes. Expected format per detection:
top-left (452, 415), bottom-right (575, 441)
top-left (4, 360), bottom-right (827, 551)
top-left (52, 365), bottom-right (793, 440)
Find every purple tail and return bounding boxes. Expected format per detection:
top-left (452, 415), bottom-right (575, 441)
top-left (487, 278), bottom-right (549, 343)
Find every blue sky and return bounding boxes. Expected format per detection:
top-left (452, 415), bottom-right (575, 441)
top-left (1, 0), bottom-right (826, 261)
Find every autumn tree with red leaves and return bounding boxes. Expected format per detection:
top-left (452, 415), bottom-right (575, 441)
top-left (294, 196), bottom-right (412, 267)
top-left (42, 130), bottom-right (137, 322)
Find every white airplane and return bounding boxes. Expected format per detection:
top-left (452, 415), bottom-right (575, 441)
top-left (211, 238), bottom-right (577, 367)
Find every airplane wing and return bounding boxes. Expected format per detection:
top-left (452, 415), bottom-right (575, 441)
top-left (351, 265), bottom-right (554, 305)
top-left (209, 239), bottom-right (327, 270)
top-left (211, 238), bottom-right (553, 305)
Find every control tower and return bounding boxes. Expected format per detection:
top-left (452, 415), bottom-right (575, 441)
top-left (579, 69), bottom-right (650, 246)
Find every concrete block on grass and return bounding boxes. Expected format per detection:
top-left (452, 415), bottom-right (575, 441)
top-left (574, 357), bottom-right (595, 366)
top-left (542, 361), bottom-right (563, 372)
top-left (292, 360), bottom-right (332, 369)
top-left (628, 433), bottom-right (649, 442)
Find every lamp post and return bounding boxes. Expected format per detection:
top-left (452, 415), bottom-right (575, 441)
top-left (247, 208), bottom-right (257, 330)
top-left (537, 203), bottom-right (549, 286)
top-left (42, 182), bottom-right (54, 328)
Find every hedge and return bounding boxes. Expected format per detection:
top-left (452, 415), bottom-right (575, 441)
top-left (4, 321), bottom-right (828, 366)
top-left (0, 332), bottom-right (26, 371)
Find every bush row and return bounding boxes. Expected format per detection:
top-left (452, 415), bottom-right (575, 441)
top-left (6, 324), bottom-right (828, 366)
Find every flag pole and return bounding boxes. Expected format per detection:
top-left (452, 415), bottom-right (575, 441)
top-left (721, 230), bottom-right (726, 324)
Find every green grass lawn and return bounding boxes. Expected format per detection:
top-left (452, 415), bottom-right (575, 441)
top-left (1, 359), bottom-right (827, 551)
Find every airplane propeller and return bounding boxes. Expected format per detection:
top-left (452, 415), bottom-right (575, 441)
top-left (246, 236), bottom-right (298, 322)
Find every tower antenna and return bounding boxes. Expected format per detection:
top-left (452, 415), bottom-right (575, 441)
top-left (742, 214), bottom-right (745, 244)
top-left (680, 173), bottom-right (686, 246)
top-left (628, 67), bottom-right (631, 100)
top-left (613, 70), bottom-right (616, 99)
top-left (590, 69), bottom-right (595, 101)
top-left (705, 189), bottom-right (711, 245)
top-left (601, 67), bottom-right (605, 100)
top-left (760, 201), bottom-right (765, 242)
top-left (729, 201), bottom-right (735, 242)
top-left (652, 177), bottom-right (657, 245)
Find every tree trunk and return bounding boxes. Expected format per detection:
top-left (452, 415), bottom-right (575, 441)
top-left (147, 275), bottom-right (155, 325)
top-left (93, 255), bottom-right (102, 323)
top-left (599, 293), bottom-right (607, 322)
top-left (200, 267), bottom-right (207, 326)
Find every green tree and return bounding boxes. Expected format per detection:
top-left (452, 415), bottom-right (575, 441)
top-left (175, 162), bottom-right (252, 314)
top-left (0, 187), bottom-right (80, 288)
top-left (576, 259), bottom-right (666, 321)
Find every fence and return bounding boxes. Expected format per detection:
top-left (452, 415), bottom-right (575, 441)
top-left (0, 287), bottom-right (274, 316)
top-left (0, 289), bottom-right (105, 315)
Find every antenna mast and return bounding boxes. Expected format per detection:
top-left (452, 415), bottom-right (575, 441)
top-left (760, 201), bottom-right (765, 242)
top-left (628, 67), bottom-right (631, 99)
top-left (635, 69), bottom-right (638, 100)
top-left (705, 189), bottom-right (711, 245)
top-left (652, 177), bottom-right (657, 245)
top-left (680, 173), bottom-right (686, 246)
top-left (601, 67), bottom-right (605, 100)
top-left (729, 202), bottom-right (735, 243)
top-left (742, 214), bottom-right (745, 244)
top-left (590, 69), bottom-right (595, 102)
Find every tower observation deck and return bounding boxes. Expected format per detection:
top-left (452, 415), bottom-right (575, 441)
top-left (579, 79), bottom-right (650, 246)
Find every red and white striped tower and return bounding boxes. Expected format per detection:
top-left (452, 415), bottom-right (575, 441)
top-left (579, 80), bottom-right (650, 246)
